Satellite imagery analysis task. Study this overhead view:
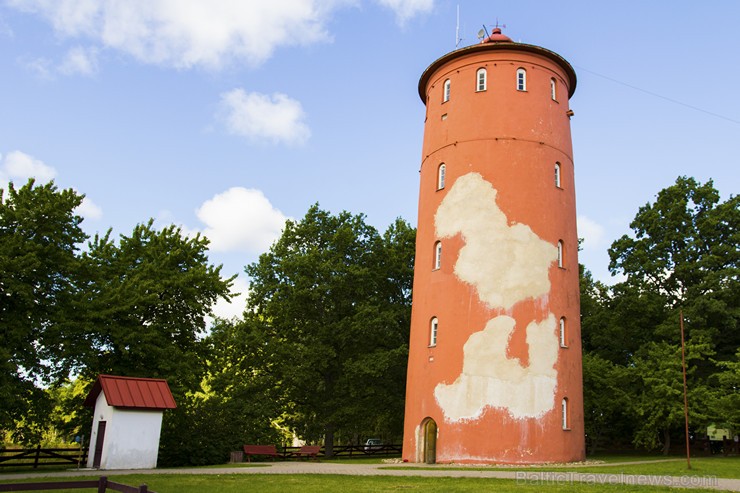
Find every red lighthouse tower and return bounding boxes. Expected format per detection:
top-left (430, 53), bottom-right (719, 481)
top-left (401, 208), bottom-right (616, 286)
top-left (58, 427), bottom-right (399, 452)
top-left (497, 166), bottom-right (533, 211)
top-left (402, 28), bottom-right (584, 464)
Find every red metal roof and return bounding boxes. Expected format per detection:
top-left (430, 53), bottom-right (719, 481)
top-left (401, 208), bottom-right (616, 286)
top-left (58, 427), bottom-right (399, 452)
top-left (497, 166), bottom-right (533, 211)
top-left (481, 27), bottom-right (512, 44)
top-left (84, 375), bottom-right (177, 410)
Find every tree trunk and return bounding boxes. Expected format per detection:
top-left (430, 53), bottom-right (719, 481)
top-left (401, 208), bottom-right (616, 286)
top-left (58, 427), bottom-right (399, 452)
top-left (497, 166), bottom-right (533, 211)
top-left (662, 429), bottom-right (671, 456)
top-left (324, 425), bottom-right (334, 458)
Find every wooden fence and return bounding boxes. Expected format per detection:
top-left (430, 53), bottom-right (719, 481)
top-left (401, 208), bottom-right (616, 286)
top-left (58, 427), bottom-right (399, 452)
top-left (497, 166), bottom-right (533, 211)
top-left (0, 446), bottom-right (88, 469)
top-left (233, 443), bottom-right (402, 462)
top-left (0, 476), bottom-right (154, 492)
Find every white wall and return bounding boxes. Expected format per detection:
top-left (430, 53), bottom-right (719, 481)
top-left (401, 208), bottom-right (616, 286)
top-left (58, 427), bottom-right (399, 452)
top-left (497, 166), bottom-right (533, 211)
top-left (87, 392), bottom-right (165, 469)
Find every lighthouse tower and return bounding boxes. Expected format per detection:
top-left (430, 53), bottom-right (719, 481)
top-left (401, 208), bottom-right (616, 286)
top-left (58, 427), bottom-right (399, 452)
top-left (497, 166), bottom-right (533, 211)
top-left (402, 28), bottom-right (584, 464)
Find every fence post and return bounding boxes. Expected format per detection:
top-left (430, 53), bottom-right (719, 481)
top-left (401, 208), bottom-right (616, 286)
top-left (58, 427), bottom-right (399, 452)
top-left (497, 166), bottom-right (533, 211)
top-left (98, 476), bottom-right (107, 493)
top-left (33, 445), bottom-right (41, 469)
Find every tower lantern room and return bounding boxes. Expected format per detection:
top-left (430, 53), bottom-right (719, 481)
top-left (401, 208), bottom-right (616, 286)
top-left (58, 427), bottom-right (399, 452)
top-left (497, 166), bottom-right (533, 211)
top-left (402, 27), bottom-right (584, 464)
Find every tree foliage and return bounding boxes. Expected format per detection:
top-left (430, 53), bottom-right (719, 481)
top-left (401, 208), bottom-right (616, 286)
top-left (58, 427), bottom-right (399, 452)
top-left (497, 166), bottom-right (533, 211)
top-left (69, 221), bottom-right (234, 396)
top-left (244, 205), bottom-right (415, 452)
top-left (581, 176), bottom-right (739, 454)
top-left (0, 180), bottom-right (86, 441)
top-left (609, 176), bottom-right (739, 356)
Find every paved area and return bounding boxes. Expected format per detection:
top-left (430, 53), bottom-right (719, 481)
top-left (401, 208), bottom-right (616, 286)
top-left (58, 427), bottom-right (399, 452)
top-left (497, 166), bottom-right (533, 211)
top-left (1, 461), bottom-right (739, 491)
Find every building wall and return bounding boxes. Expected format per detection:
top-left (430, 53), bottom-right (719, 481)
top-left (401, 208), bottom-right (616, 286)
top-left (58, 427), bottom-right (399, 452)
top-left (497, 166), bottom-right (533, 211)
top-left (88, 392), bottom-right (164, 469)
top-left (402, 42), bottom-right (585, 464)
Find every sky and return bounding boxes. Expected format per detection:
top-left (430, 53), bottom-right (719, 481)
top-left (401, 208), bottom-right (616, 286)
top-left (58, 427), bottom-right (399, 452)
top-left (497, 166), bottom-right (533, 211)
top-left (1, 0), bottom-right (738, 320)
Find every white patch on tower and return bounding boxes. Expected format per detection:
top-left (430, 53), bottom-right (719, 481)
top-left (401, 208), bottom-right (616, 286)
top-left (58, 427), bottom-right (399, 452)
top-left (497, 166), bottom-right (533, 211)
top-left (434, 315), bottom-right (558, 420)
top-left (433, 172), bottom-right (559, 420)
top-left (435, 173), bottom-right (556, 309)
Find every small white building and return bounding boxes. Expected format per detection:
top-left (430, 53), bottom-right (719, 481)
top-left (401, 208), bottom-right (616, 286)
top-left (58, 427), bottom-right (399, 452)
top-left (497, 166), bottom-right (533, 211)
top-left (84, 375), bottom-right (177, 470)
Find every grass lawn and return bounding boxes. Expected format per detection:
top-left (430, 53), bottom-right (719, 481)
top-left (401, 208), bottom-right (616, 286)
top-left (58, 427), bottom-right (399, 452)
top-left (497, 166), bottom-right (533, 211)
top-left (540, 457), bottom-right (739, 479)
top-left (0, 473), bottom-right (728, 493)
top-left (383, 456), bottom-right (740, 479)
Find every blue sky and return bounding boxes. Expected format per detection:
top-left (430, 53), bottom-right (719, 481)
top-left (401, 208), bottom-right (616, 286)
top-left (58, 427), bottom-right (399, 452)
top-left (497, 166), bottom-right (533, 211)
top-left (1, 0), bottom-right (738, 319)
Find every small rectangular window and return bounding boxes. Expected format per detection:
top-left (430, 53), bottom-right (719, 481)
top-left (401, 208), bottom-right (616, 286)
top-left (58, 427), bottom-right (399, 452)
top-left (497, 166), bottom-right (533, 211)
top-left (430, 318), bottom-right (438, 347)
top-left (476, 69), bottom-right (487, 92)
top-left (517, 69), bottom-right (527, 91)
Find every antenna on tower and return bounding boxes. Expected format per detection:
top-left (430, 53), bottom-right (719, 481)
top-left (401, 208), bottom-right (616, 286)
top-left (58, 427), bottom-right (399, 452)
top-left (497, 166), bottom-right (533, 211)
top-left (455, 4), bottom-right (463, 48)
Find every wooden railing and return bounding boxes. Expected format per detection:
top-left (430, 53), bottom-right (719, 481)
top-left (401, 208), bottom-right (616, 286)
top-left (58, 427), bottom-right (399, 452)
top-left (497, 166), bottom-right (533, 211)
top-left (254, 443), bottom-right (401, 460)
top-left (318, 443), bottom-right (402, 458)
top-left (0, 476), bottom-right (154, 492)
top-left (0, 446), bottom-right (88, 469)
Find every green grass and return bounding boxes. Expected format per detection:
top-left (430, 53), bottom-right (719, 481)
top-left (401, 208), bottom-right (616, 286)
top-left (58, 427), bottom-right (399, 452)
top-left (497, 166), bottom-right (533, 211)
top-left (0, 473), bottom-right (728, 493)
top-left (383, 456), bottom-right (740, 479)
top-left (537, 457), bottom-right (739, 479)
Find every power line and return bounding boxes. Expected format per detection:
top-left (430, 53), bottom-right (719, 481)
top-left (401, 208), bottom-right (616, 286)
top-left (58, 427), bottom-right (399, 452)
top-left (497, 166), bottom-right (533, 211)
top-left (574, 65), bottom-right (740, 126)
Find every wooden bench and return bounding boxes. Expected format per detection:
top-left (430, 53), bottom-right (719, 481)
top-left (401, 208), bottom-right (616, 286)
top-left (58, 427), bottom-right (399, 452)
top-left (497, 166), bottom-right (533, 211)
top-left (292, 445), bottom-right (321, 460)
top-left (242, 444), bottom-right (279, 462)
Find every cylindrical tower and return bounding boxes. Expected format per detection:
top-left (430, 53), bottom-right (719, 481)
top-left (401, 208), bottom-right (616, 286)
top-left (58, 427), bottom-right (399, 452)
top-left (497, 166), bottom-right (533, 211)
top-left (402, 28), bottom-right (584, 464)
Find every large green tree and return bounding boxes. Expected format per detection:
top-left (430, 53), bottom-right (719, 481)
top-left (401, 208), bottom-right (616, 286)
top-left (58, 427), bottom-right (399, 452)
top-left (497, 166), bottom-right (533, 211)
top-left (71, 221), bottom-right (234, 396)
top-left (582, 176), bottom-right (739, 452)
top-left (609, 176), bottom-right (739, 359)
top-left (244, 205), bottom-right (415, 454)
top-left (159, 317), bottom-right (286, 467)
top-left (630, 339), bottom-right (714, 454)
top-left (0, 180), bottom-right (87, 441)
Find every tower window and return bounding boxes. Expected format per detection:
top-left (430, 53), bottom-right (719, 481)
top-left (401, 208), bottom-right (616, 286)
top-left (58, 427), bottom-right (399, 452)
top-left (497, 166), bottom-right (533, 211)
top-left (551, 78), bottom-right (557, 101)
top-left (443, 79), bottom-right (451, 102)
top-left (437, 163), bottom-right (446, 190)
top-left (516, 68), bottom-right (527, 91)
top-left (476, 68), bottom-right (487, 92)
top-left (562, 398), bottom-right (569, 429)
top-left (430, 317), bottom-right (438, 347)
top-left (555, 162), bottom-right (562, 188)
top-left (559, 317), bottom-right (567, 347)
top-left (557, 240), bottom-right (564, 268)
top-left (434, 241), bottom-right (442, 270)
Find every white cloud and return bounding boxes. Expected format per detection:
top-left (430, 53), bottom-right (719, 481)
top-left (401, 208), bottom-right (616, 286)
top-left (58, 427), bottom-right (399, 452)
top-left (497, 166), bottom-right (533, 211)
top-left (211, 275), bottom-right (249, 320)
top-left (0, 150), bottom-right (57, 183)
top-left (375, 0), bottom-right (434, 25)
top-left (7, 0), bottom-right (342, 70)
top-left (577, 215), bottom-right (606, 251)
top-left (219, 89), bottom-right (310, 146)
top-left (196, 187), bottom-right (289, 254)
top-left (0, 15), bottom-right (13, 38)
top-left (58, 46), bottom-right (98, 76)
top-left (76, 196), bottom-right (103, 220)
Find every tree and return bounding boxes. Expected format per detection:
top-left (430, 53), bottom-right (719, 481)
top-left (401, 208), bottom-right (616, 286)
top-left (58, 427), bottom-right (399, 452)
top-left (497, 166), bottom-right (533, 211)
top-left (581, 352), bottom-right (634, 455)
top-left (609, 176), bottom-right (739, 359)
top-left (159, 317), bottom-right (286, 467)
top-left (710, 348), bottom-right (740, 432)
top-left (630, 339), bottom-right (713, 454)
top-left (244, 205), bottom-right (415, 454)
top-left (0, 179), bottom-right (87, 441)
top-left (606, 176), bottom-right (738, 448)
top-left (70, 221), bottom-right (234, 396)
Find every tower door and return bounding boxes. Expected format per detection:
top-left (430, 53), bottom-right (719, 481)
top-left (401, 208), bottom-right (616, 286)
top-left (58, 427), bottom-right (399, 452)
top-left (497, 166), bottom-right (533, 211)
top-left (422, 418), bottom-right (437, 464)
top-left (92, 421), bottom-right (106, 468)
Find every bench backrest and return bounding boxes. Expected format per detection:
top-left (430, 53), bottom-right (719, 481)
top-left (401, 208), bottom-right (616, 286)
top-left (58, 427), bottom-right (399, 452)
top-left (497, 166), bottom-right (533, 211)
top-left (243, 445), bottom-right (277, 454)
